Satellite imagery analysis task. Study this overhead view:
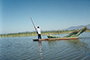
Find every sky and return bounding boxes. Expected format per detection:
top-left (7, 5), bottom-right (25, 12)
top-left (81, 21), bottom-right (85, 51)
top-left (0, 0), bottom-right (90, 34)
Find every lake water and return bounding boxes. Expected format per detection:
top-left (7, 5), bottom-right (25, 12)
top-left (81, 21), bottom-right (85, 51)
top-left (0, 32), bottom-right (90, 60)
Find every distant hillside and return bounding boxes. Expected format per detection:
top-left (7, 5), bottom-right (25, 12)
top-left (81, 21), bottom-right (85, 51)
top-left (66, 24), bottom-right (90, 30)
top-left (87, 24), bottom-right (90, 29)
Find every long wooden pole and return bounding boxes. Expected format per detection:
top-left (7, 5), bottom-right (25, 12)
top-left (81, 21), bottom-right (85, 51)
top-left (30, 17), bottom-right (37, 31)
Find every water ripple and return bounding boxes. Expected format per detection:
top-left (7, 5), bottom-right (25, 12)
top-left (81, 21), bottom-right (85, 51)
top-left (0, 32), bottom-right (90, 60)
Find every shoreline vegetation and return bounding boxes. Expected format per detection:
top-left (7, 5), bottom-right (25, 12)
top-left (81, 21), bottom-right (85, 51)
top-left (0, 29), bottom-right (90, 38)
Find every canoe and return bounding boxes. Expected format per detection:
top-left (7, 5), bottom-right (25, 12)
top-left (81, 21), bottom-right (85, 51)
top-left (47, 26), bottom-right (87, 38)
top-left (33, 37), bottom-right (79, 41)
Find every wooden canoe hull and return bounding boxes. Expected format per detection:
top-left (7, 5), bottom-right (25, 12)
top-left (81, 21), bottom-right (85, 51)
top-left (33, 37), bottom-right (79, 41)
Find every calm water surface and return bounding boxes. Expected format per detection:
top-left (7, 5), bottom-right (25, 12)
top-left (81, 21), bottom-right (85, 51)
top-left (0, 32), bottom-right (90, 60)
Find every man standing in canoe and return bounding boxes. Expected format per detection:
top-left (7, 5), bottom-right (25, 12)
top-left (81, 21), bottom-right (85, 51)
top-left (36, 26), bottom-right (42, 39)
top-left (30, 17), bottom-right (42, 39)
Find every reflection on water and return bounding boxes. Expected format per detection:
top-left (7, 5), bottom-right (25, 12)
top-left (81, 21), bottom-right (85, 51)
top-left (38, 41), bottom-right (43, 60)
top-left (47, 39), bottom-right (89, 53)
top-left (65, 40), bottom-right (89, 52)
top-left (48, 41), bottom-right (58, 49)
top-left (44, 38), bottom-right (90, 60)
